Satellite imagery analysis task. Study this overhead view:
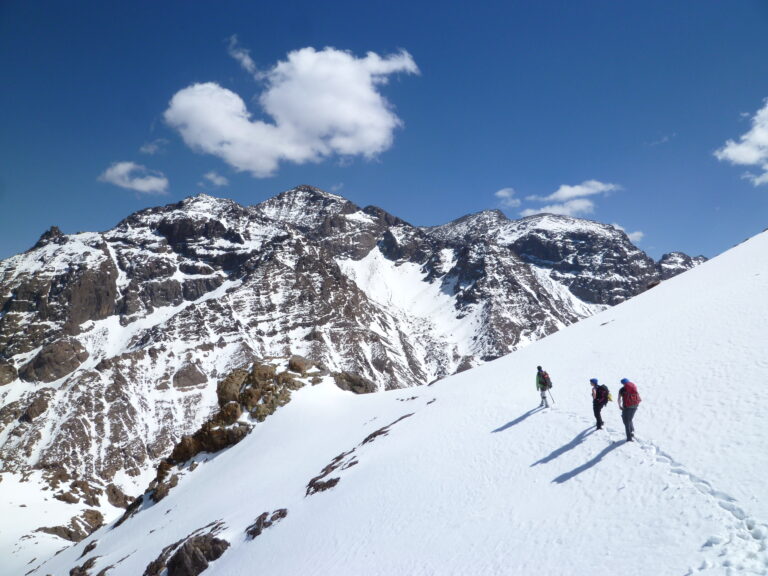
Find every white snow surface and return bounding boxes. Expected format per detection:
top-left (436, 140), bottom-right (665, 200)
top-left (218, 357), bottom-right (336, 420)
top-left (17, 231), bottom-right (768, 576)
top-left (0, 471), bottom-right (125, 573)
top-left (338, 250), bottom-right (474, 339)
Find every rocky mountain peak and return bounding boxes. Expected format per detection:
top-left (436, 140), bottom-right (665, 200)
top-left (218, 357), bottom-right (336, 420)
top-left (512, 213), bottom-right (616, 237)
top-left (177, 193), bottom-right (238, 213)
top-left (426, 209), bottom-right (509, 244)
top-left (657, 251), bottom-right (708, 280)
top-left (113, 193), bottom-right (247, 236)
top-left (362, 205), bottom-right (409, 228)
top-left (256, 185), bottom-right (356, 231)
top-left (32, 225), bottom-right (67, 250)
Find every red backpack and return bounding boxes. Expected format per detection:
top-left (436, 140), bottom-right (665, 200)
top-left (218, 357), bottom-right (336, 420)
top-left (622, 382), bottom-right (642, 407)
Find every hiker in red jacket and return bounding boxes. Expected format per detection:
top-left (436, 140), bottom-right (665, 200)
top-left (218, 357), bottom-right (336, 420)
top-left (618, 378), bottom-right (641, 442)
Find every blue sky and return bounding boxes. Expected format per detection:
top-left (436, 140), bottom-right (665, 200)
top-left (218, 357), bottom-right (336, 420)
top-left (2, 1), bottom-right (767, 260)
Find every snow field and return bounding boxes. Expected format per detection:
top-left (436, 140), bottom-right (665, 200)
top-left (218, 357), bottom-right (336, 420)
top-left (27, 231), bottom-right (768, 575)
top-left (0, 471), bottom-right (125, 573)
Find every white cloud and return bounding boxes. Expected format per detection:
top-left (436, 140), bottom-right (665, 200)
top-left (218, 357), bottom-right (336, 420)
top-left (714, 98), bottom-right (768, 186)
top-left (521, 180), bottom-right (620, 217)
top-left (612, 223), bottom-right (645, 244)
top-left (98, 161), bottom-right (169, 194)
top-left (201, 171), bottom-right (229, 187)
top-left (227, 35), bottom-right (258, 78)
top-left (521, 198), bottom-right (595, 217)
top-left (529, 180), bottom-right (620, 203)
top-left (164, 47), bottom-right (419, 177)
top-left (748, 171), bottom-right (768, 186)
top-left (647, 133), bottom-right (676, 147)
top-left (494, 187), bottom-right (521, 208)
top-left (139, 138), bottom-right (168, 155)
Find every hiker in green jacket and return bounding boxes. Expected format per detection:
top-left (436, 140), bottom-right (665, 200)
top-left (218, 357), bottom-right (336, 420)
top-left (536, 366), bottom-right (552, 408)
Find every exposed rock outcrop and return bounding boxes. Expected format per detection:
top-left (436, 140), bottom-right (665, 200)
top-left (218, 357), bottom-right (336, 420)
top-left (36, 509), bottom-right (104, 543)
top-left (245, 509), bottom-right (288, 539)
top-left (19, 338), bottom-right (89, 383)
top-left (172, 363), bottom-right (207, 389)
top-left (0, 361), bottom-right (17, 385)
top-left (105, 483), bottom-right (132, 509)
top-left (143, 523), bottom-right (229, 576)
top-left (333, 371), bottom-right (377, 394)
top-left (21, 390), bottom-right (51, 421)
top-left (165, 534), bottom-right (230, 576)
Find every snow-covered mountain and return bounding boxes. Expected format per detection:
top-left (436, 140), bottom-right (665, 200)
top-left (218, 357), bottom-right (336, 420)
top-left (14, 226), bottom-right (767, 576)
top-left (0, 185), bottom-right (704, 571)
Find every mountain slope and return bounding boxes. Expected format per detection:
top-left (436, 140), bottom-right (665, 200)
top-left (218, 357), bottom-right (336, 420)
top-left (24, 230), bottom-right (768, 576)
top-left (0, 186), bottom-right (705, 572)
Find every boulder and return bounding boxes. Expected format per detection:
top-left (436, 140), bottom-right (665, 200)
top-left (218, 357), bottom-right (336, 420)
top-left (0, 361), bottom-right (17, 385)
top-left (21, 392), bottom-right (50, 421)
top-left (288, 355), bottom-right (313, 374)
top-left (250, 362), bottom-right (276, 384)
top-left (216, 370), bottom-right (248, 406)
top-left (165, 534), bottom-right (229, 576)
top-left (212, 402), bottom-right (242, 427)
top-left (169, 423), bottom-right (250, 464)
top-left (172, 364), bottom-right (207, 389)
top-left (333, 371), bottom-right (377, 394)
top-left (19, 338), bottom-right (89, 383)
top-left (105, 483), bottom-right (132, 509)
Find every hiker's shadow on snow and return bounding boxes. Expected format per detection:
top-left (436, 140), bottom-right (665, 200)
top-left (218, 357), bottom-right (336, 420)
top-left (491, 407), bottom-right (543, 433)
top-left (551, 441), bottom-right (623, 484)
top-left (530, 427), bottom-right (595, 467)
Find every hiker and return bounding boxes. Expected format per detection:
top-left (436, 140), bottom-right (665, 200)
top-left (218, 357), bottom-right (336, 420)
top-left (590, 378), bottom-right (609, 430)
top-left (618, 378), bottom-right (641, 442)
top-left (536, 366), bottom-right (552, 408)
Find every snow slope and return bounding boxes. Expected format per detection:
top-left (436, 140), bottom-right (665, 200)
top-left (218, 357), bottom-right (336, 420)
top-left (24, 231), bottom-right (768, 576)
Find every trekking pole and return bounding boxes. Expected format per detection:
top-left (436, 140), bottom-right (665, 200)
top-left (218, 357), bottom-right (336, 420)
top-left (548, 389), bottom-right (555, 405)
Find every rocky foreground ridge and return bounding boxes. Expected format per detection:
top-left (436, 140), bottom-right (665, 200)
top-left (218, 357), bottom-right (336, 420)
top-left (0, 185), bottom-right (704, 553)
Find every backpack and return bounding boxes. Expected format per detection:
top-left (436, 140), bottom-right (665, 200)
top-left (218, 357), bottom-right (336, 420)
top-left (542, 372), bottom-right (552, 389)
top-left (622, 382), bottom-right (641, 407)
top-left (597, 384), bottom-right (610, 405)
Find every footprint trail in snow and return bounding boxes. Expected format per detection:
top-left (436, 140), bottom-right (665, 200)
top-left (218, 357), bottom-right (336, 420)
top-left (562, 406), bottom-right (768, 575)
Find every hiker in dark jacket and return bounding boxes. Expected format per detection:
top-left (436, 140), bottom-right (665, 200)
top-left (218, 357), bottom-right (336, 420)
top-left (536, 366), bottom-right (552, 408)
top-left (618, 378), bottom-right (642, 442)
top-left (590, 378), bottom-right (609, 430)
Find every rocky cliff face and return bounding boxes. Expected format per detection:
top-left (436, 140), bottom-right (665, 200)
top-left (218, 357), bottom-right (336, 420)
top-left (0, 185), bottom-right (704, 546)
